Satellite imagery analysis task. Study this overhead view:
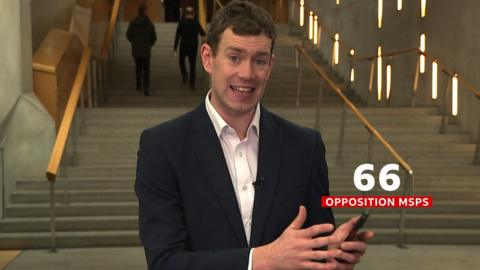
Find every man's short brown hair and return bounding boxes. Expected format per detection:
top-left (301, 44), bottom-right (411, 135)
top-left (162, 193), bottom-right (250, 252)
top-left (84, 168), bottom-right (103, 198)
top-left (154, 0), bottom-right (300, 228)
top-left (206, 0), bottom-right (277, 55)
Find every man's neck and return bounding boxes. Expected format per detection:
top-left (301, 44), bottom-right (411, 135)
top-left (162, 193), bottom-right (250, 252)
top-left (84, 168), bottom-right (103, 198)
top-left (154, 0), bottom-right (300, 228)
top-left (209, 96), bottom-right (256, 140)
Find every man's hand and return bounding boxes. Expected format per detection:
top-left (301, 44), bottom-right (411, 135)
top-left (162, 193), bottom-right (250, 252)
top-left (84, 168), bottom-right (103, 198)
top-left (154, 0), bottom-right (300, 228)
top-left (327, 216), bottom-right (375, 269)
top-left (253, 206), bottom-right (342, 270)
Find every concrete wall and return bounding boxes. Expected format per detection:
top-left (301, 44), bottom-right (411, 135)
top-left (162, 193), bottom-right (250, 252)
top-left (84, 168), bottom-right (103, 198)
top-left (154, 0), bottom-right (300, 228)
top-left (31, 0), bottom-right (77, 52)
top-left (301, 0), bottom-right (480, 139)
top-left (0, 0), bottom-right (55, 217)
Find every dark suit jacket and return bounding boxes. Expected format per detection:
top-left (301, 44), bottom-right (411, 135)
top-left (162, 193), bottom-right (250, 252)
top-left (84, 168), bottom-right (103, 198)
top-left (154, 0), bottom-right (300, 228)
top-left (135, 102), bottom-right (334, 270)
top-left (174, 18), bottom-right (205, 52)
top-left (126, 15), bottom-right (157, 58)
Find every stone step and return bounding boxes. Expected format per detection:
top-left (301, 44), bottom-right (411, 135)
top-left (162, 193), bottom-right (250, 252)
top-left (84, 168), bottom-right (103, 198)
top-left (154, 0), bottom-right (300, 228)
top-left (0, 231), bottom-right (140, 249)
top-left (5, 201), bottom-right (480, 218)
top-left (1, 214), bottom-right (479, 234)
top-left (17, 175), bottom-right (480, 191)
top-left (10, 187), bottom-right (480, 204)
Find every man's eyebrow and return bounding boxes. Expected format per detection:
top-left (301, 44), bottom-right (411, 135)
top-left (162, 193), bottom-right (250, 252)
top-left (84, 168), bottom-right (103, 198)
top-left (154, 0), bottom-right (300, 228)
top-left (224, 46), bottom-right (272, 57)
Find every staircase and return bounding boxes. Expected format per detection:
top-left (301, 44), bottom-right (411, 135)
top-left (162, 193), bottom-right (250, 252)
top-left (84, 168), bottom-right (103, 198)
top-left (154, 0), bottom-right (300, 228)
top-left (1, 24), bottom-right (479, 248)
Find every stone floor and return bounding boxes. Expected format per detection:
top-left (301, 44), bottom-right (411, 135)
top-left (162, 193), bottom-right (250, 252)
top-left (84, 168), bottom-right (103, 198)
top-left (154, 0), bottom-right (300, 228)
top-left (2, 245), bottom-right (480, 270)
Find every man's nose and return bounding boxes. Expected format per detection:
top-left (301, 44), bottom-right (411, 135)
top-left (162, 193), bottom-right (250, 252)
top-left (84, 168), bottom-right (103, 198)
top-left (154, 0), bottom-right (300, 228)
top-left (238, 61), bottom-right (255, 80)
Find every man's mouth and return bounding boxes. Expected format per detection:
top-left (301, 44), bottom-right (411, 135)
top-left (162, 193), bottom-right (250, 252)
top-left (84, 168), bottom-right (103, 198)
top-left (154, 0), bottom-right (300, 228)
top-left (230, 85), bottom-right (255, 93)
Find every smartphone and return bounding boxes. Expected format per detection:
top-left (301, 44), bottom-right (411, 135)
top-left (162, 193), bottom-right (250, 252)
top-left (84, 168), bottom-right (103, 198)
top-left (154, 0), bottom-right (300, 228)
top-left (344, 209), bottom-right (371, 241)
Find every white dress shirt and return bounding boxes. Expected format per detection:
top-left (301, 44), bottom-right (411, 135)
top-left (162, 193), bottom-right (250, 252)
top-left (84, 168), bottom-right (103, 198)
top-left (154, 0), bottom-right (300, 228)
top-left (205, 91), bottom-right (260, 269)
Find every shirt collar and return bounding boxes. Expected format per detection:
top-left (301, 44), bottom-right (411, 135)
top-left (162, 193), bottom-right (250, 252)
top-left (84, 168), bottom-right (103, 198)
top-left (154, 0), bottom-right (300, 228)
top-left (205, 90), bottom-right (260, 138)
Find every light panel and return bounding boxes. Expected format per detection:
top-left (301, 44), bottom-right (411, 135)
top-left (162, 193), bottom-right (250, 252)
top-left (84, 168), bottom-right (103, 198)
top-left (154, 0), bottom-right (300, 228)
top-left (420, 34), bottom-right (426, 73)
top-left (334, 33), bottom-right (340, 65)
top-left (432, 61), bottom-right (438, 100)
top-left (386, 64), bottom-right (392, 100)
top-left (377, 46), bottom-right (382, 101)
top-left (309, 12), bottom-right (313, 40)
top-left (300, 0), bottom-right (304, 26)
top-left (378, 0), bottom-right (383, 29)
top-left (452, 74), bottom-right (458, 116)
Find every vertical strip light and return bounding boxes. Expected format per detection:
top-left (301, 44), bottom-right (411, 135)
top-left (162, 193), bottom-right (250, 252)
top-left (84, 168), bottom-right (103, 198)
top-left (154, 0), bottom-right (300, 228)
top-left (334, 33), bottom-right (340, 65)
top-left (318, 26), bottom-right (322, 47)
top-left (350, 49), bottom-right (355, 82)
top-left (386, 64), bottom-right (392, 100)
top-left (300, 0), bottom-right (304, 27)
top-left (314, 16), bottom-right (318, 45)
top-left (397, 0), bottom-right (403, 11)
top-left (421, 0), bottom-right (427, 18)
top-left (420, 34), bottom-right (426, 73)
top-left (452, 74), bottom-right (458, 116)
top-left (432, 60), bottom-right (438, 99)
top-left (377, 46), bottom-right (382, 101)
top-left (309, 12), bottom-right (313, 40)
top-left (378, 0), bottom-right (383, 29)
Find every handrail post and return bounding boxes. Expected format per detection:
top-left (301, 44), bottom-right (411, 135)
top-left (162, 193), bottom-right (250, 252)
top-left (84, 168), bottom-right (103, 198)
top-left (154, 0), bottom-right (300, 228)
top-left (92, 60), bottom-right (98, 107)
top-left (80, 80), bottom-right (86, 135)
top-left (474, 116), bottom-right (480, 164)
top-left (315, 79), bottom-right (325, 130)
top-left (367, 132), bottom-right (374, 163)
top-left (1, 137), bottom-right (6, 220)
top-left (440, 75), bottom-right (452, 134)
top-left (87, 60), bottom-right (93, 107)
top-left (336, 103), bottom-right (347, 165)
top-left (49, 180), bottom-right (57, 252)
top-left (367, 59), bottom-right (375, 107)
top-left (411, 55), bottom-right (420, 107)
top-left (397, 170), bottom-right (413, 248)
top-left (296, 50), bottom-right (303, 108)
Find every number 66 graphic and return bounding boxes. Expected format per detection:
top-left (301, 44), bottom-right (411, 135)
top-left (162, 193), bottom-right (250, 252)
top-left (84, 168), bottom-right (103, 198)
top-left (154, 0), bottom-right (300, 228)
top-left (353, 163), bottom-right (401, 191)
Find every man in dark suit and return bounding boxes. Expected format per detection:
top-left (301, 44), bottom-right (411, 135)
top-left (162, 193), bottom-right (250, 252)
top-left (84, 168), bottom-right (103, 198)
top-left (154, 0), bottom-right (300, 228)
top-left (136, 1), bottom-right (373, 269)
top-left (127, 3), bottom-right (157, 96)
top-left (174, 6), bottom-right (205, 90)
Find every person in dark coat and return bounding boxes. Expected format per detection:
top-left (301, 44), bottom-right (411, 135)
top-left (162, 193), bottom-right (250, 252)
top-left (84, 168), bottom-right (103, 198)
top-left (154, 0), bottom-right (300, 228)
top-left (174, 6), bottom-right (205, 90)
top-left (127, 4), bottom-right (157, 96)
top-left (163, 0), bottom-right (180, 22)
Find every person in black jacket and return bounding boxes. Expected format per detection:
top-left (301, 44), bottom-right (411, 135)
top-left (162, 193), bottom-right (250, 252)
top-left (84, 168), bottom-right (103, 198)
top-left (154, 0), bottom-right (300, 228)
top-left (127, 4), bottom-right (157, 96)
top-left (174, 6), bottom-right (205, 90)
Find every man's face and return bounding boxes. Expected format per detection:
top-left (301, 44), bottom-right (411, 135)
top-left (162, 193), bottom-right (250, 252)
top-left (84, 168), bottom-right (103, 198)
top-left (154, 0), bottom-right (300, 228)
top-left (201, 28), bottom-right (275, 119)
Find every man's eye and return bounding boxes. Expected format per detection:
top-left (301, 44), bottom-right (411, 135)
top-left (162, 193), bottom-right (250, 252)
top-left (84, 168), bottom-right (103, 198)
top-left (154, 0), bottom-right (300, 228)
top-left (254, 58), bottom-right (268, 66)
top-left (228, 55), bottom-right (241, 63)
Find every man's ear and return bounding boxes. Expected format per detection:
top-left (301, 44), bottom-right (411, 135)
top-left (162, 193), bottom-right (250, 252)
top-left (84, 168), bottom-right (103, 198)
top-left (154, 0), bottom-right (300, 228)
top-left (201, 43), bottom-right (214, 74)
top-left (266, 54), bottom-right (276, 77)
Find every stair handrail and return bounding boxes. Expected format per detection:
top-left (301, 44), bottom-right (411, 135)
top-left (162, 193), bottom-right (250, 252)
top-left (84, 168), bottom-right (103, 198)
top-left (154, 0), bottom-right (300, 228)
top-left (354, 47), bottom-right (419, 62)
top-left (46, 47), bottom-right (91, 182)
top-left (295, 44), bottom-right (414, 247)
top-left (45, 47), bottom-right (91, 252)
top-left (100, 0), bottom-right (121, 61)
top-left (1, 134), bottom-right (7, 220)
top-left (353, 46), bottom-right (480, 163)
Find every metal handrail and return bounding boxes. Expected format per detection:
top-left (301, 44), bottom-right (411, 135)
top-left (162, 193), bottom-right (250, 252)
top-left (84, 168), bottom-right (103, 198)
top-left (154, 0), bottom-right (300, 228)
top-left (295, 44), bottom-right (414, 247)
top-left (100, 0), bottom-right (121, 60)
top-left (45, 47), bottom-right (91, 252)
top-left (1, 135), bottom-right (7, 220)
top-left (355, 47), bottom-right (419, 62)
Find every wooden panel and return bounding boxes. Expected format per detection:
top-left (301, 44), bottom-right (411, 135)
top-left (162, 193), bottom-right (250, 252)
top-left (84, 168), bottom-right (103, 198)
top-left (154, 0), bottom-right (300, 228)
top-left (32, 30), bottom-right (72, 74)
top-left (250, 0), bottom-right (289, 23)
top-left (123, 0), bottom-right (160, 22)
top-left (32, 29), bottom-right (84, 130)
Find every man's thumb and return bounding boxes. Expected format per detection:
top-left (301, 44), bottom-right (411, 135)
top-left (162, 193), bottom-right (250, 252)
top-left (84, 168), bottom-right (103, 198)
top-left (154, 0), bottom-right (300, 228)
top-left (290, 205), bottom-right (307, 230)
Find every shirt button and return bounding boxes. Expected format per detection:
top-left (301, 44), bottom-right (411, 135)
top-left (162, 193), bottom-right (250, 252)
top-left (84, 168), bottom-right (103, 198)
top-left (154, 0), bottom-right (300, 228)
top-left (242, 185), bottom-right (248, 191)
top-left (239, 151), bottom-right (243, 157)
top-left (247, 220), bottom-right (251, 227)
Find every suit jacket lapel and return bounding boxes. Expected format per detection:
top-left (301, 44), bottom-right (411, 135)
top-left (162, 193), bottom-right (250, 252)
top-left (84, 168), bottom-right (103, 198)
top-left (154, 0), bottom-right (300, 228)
top-left (190, 103), bottom-right (248, 247)
top-left (250, 106), bottom-right (283, 247)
